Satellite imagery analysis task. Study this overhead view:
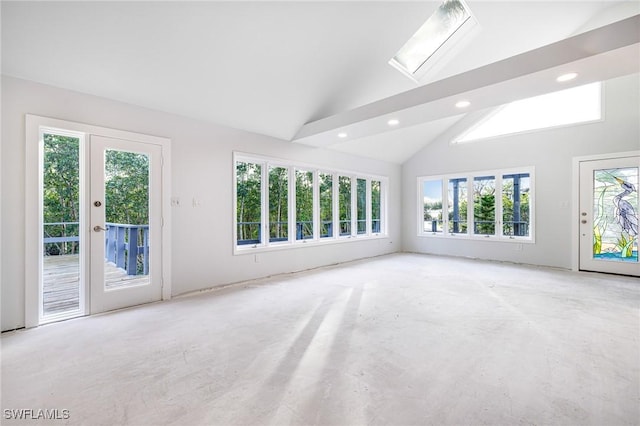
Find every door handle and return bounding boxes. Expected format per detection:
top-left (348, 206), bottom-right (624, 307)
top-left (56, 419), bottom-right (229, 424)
top-left (93, 225), bottom-right (108, 232)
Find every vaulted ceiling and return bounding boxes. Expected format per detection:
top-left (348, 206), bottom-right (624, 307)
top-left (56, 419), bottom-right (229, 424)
top-left (2, 1), bottom-right (639, 163)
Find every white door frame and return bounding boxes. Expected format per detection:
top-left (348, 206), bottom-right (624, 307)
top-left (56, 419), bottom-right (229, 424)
top-left (571, 150), bottom-right (639, 272)
top-left (25, 115), bottom-right (172, 328)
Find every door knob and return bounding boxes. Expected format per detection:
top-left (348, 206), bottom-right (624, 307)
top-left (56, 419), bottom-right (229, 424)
top-left (93, 225), bottom-right (107, 232)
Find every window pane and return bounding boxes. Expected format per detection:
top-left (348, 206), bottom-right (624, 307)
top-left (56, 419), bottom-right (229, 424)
top-left (474, 176), bottom-right (496, 235)
top-left (393, 0), bottom-right (471, 75)
top-left (236, 162), bottom-right (262, 245)
top-left (448, 178), bottom-right (467, 234)
top-left (455, 83), bottom-right (601, 143)
top-left (372, 180), bottom-right (381, 233)
top-left (296, 169), bottom-right (313, 240)
top-left (269, 166), bottom-right (288, 242)
top-left (339, 176), bottom-right (351, 236)
top-left (357, 178), bottom-right (367, 234)
top-left (502, 173), bottom-right (530, 237)
top-left (42, 133), bottom-right (80, 316)
top-left (319, 173), bottom-right (333, 238)
top-left (104, 150), bottom-right (151, 285)
top-left (423, 179), bottom-right (444, 233)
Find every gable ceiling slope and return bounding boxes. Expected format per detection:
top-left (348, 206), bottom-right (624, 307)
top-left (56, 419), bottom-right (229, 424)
top-left (293, 14), bottom-right (640, 164)
top-left (2, 2), bottom-right (638, 165)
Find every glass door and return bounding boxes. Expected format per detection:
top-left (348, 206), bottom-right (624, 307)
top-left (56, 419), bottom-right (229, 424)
top-left (579, 156), bottom-right (639, 276)
top-left (90, 135), bottom-right (163, 314)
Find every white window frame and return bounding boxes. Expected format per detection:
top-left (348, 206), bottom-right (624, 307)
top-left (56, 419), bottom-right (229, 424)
top-left (417, 167), bottom-right (535, 243)
top-left (233, 152), bottom-right (388, 254)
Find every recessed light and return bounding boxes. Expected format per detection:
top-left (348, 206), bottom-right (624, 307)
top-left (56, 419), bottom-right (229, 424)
top-left (455, 100), bottom-right (471, 108)
top-left (388, 119), bottom-right (400, 126)
top-left (557, 72), bottom-right (578, 82)
top-left (337, 132), bottom-right (348, 138)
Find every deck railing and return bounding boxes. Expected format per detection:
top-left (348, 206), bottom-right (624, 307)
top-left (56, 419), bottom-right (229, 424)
top-left (43, 222), bottom-right (149, 275)
top-left (423, 220), bottom-right (529, 236)
top-left (237, 221), bottom-right (334, 245)
top-left (238, 219), bottom-right (380, 244)
top-left (105, 223), bottom-right (149, 275)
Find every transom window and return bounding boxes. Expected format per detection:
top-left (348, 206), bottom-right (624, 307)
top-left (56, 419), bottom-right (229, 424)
top-left (454, 82), bottom-right (602, 143)
top-left (235, 153), bottom-right (387, 252)
top-left (419, 168), bottom-right (534, 241)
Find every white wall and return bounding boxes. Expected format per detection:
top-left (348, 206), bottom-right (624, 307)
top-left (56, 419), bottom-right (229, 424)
top-left (402, 73), bottom-right (640, 269)
top-left (1, 76), bottom-right (401, 331)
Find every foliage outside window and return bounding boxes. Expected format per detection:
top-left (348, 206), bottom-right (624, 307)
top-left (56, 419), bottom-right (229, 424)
top-left (235, 153), bottom-right (387, 252)
top-left (372, 180), bottom-right (381, 234)
top-left (357, 178), bottom-right (367, 234)
top-left (339, 176), bottom-right (352, 236)
top-left (319, 173), bottom-right (333, 238)
top-left (43, 133), bottom-right (80, 256)
top-left (473, 176), bottom-right (495, 235)
top-left (418, 168), bottom-right (533, 242)
top-left (236, 162), bottom-right (262, 245)
top-left (105, 150), bottom-right (149, 226)
top-left (269, 166), bottom-right (289, 243)
top-left (502, 173), bottom-right (531, 237)
top-left (296, 169), bottom-right (314, 240)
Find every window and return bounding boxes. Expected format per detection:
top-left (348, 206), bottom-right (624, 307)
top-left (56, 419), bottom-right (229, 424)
top-left (339, 176), bottom-right (352, 236)
top-left (357, 178), bottom-right (367, 234)
top-left (372, 180), bottom-right (382, 234)
top-left (418, 168), bottom-right (534, 242)
top-left (473, 176), bottom-right (495, 236)
top-left (234, 153), bottom-right (387, 252)
top-left (448, 178), bottom-right (467, 234)
top-left (390, 0), bottom-right (476, 81)
top-left (295, 169), bottom-right (314, 240)
top-left (236, 162), bottom-right (262, 245)
top-left (454, 82), bottom-right (602, 143)
top-left (269, 166), bottom-right (288, 243)
top-left (422, 179), bottom-right (444, 233)
top-left (502, 173), bottom-right (531, 237)
top-left (319, 173), bottom-right (333, 238)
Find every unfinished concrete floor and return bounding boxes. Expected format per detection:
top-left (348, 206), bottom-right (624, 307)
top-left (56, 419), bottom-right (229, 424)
top-left (2, 253), bottom-right (639, 425)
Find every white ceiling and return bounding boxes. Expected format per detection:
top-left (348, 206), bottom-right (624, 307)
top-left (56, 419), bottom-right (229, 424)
top-left (2, 1), bottom-right (639, 163)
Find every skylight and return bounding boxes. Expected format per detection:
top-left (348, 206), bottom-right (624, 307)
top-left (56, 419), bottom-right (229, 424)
top-left (390, 0), bottom-right (473, 80)
top-left (453, 82), bottom-right (602, 143)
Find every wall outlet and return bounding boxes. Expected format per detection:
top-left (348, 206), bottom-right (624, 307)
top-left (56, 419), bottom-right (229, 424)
top-left (515, 243), bottom-right (523, 251)
top-left (170, 197), bottom-right (180, 207)
top-left (192, 197), bottom-right (201, 207)
top-left (254, 254), bottom-right (260, 263)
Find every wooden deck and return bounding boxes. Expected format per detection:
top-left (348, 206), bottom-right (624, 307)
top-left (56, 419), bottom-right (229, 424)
top-left (43, 255), bottom-right (149, 316)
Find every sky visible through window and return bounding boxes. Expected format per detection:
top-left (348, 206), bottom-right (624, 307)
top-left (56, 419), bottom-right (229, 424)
top-left (423, 179), bottom-right (442, 205)
top-left (391, 0), bottom-right (471, 77)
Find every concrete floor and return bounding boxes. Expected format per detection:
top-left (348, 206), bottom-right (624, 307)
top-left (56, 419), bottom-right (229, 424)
top-left (1, 253), bottom-right (638, 425)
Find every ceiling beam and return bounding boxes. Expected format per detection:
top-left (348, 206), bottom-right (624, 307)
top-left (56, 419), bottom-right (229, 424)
top-left (292, 14), bottom-right (640, 147)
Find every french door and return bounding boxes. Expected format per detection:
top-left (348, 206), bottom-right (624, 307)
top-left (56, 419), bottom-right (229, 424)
top-left (36, 124), bottom-right (166, 325)
top-left (89, 136), bottom-right (163, 314)
top-left (579, 155), bottom-right (639, 276)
